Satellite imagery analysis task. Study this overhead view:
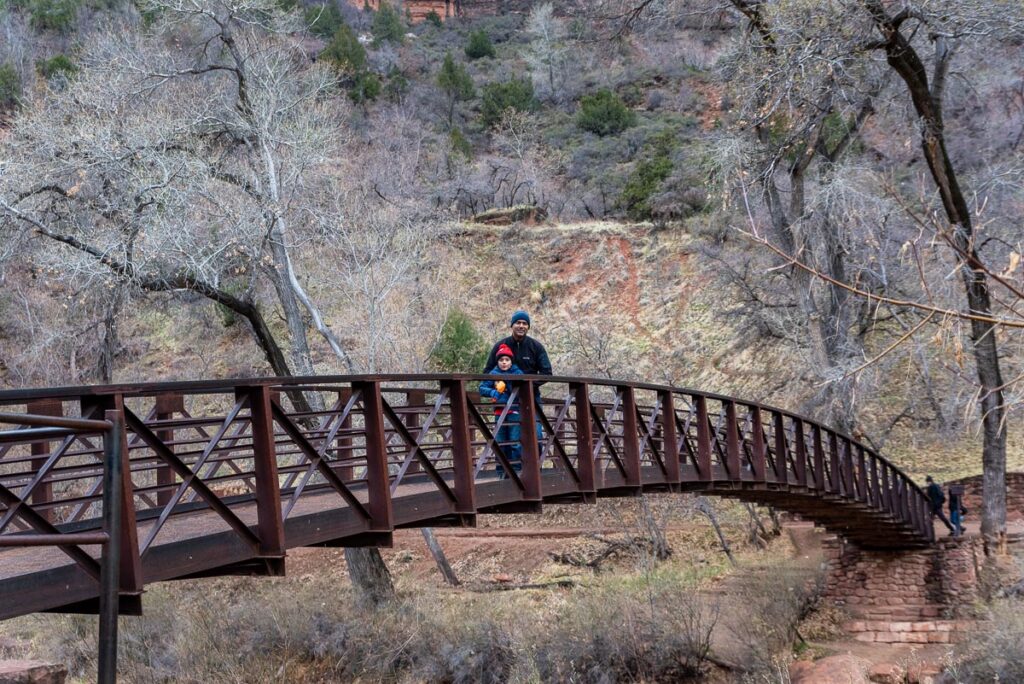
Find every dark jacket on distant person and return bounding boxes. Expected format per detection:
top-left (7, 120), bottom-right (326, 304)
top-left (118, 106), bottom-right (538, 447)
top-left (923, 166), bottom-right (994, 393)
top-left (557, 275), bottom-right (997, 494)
top-left (483, 336), bottom-right (552, 377)
top-left (926, 481), bottom-right (945, 512)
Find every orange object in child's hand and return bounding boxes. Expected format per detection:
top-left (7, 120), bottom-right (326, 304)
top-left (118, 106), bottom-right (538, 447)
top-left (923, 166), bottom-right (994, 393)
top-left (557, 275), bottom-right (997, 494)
top-left (495, 381), bottom-right (506, 394)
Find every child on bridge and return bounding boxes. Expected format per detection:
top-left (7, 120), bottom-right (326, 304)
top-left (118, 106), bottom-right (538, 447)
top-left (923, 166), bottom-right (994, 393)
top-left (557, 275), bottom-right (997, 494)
top-left (479, 344), bottom-right (524, 479)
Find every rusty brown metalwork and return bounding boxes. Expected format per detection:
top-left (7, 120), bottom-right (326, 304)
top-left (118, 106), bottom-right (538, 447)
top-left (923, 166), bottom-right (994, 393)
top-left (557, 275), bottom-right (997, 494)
top-left (0, 374), bottom-right (936, 627)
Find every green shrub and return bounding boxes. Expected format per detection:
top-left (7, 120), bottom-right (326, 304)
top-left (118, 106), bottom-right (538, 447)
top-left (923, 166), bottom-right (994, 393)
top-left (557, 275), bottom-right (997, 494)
top-left (321, 23), bottom-right (367, 75)
top-left (449, 128), bottom-right (473, 161)
top-left (619, 132), bottom-right (675, 221)
top-left (464, 29), bottom-right (495, 60)
top-left (371, 1), bottom-right (404, 46)
top-left (480, 78), bottom-right (538, 128)
top-left (424, 9), bottom-right (442, 27)
top-left (27, 0), bottom-right (80, 33)
top-left (348, 71), bottom-right (381, 103)
top-left (383, 65), bottom-right (408, 101)
top-left (437, 51), bottom-right (474, 127)
top-left (577, 89), bottom-right (636, 137)
top-left (304, 2), bottom-right (344, 39)
top-left (36, 54), bottom-right (78, 80)
top-left (428, 309), bottom-right (489, 373)
top-left (0, 63), bottom-right (20, 111)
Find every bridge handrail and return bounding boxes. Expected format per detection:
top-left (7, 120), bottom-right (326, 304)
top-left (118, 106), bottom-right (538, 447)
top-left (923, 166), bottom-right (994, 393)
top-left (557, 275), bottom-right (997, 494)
top-left (0, 374), bottom-right (929, 501)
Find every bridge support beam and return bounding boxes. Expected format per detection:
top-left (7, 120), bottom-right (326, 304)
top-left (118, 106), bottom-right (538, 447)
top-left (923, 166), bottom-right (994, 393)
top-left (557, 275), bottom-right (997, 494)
top-left (239, 386), bottom-right (285, 569)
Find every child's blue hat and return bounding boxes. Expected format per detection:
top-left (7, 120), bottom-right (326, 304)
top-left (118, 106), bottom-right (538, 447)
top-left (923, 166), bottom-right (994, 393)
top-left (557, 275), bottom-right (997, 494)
top-left (510, 310), bottom-right (531, 327)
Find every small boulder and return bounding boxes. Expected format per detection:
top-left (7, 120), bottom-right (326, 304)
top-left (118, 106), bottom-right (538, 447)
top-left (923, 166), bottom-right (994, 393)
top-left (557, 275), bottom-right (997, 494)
top-left (869, 661), bottom-right (904, 684)
top-left (0, 660), bottom-right (67, 684)
top-left (790, 655), bottom-right (871, 683)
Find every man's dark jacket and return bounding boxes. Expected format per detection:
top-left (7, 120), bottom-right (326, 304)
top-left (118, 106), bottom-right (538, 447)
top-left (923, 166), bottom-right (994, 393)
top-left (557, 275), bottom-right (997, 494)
top-left (926, 482), bottom-right (945, 512)
top-left (484, 336), bottom-right (552, 377)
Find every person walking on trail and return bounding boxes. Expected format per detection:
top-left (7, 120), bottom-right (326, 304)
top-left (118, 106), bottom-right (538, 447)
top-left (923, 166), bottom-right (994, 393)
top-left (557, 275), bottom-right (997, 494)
top-left (479, 344), bottom-right (523, 479)
top-left (948, 484), bottom-right (966, 538)
top-left (925, 475), bottom-right (955, 535)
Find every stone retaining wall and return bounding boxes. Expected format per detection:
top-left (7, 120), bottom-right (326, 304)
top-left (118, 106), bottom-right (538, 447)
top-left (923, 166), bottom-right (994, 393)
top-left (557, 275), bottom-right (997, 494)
top-left (822, 536), bottom-right (981, 644)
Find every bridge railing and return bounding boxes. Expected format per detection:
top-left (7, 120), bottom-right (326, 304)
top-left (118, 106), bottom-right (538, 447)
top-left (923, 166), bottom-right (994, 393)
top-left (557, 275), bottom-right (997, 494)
top-left (0, 375), bottom-right (934, 575)
top-left (0, 410), bottom-right (123, 683)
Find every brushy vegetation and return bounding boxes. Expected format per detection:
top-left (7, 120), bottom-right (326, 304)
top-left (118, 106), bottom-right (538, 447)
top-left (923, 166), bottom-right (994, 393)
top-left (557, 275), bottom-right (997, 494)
top-left (8, 563), bottom-right (726, 683)
top-left (0, 63), bottom-right (20, 111)
top-left (948, 598), bottom-right (1024, 682)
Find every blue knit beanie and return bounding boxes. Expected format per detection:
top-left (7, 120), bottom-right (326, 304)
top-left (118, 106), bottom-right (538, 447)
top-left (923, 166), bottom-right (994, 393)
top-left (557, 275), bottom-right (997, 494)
top-left (510, 310), bottom-right (531, 328)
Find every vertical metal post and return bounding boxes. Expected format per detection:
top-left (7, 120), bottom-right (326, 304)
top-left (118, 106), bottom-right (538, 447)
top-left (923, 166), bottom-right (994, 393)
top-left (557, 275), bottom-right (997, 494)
top-left (443, 380), bottom-right (476, 515)
top-left (724, 401), bottom-right (741, 479)
top-left (694, 395), bottom-right (712, 482)
top-left (353, 381), bottom-right (394, 531)
top-left (856, 446), bottom-right (868, 503)
top-left (792, 419), bottom-right (808, 487)
top-left (871, 456), bottom-right (881, 508)
top-left (828, 432), bottom-right (840, 495)
top-left (772, 411), bottom-right (788, 484)
top-left (154, 393), bottom-right (183, 506)
top-left (659, 391), bottom-right (681, 486)
top-left (572, 383), bottom-right (596, 494)
top-left (403, 390), bottom-right (425, 475)
top-left (811, 425), bottom-right (825, 492)
top-left (841, 438), bottom-right (854, 499)
top-left (516, 380), bottom-right (542, 501)
top-left (98, 410), bottom-right (123, 684)
top-left (27, 399), bottom-right (62, 523)
top-left (620, 387), bottom-right (642, 488)
top-left (336, 388), bottom-right (354, 482)
top-left (83, 395), bottom-right (142, 598)
top-left (748, 405), bottom-right (766, 482)
top-left (241, 386), bottom-right (285, 558)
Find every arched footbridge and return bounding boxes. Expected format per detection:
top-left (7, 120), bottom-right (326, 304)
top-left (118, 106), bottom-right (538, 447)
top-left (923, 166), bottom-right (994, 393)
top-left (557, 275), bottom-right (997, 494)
top-left (0, 375), bottom-right (934, 629)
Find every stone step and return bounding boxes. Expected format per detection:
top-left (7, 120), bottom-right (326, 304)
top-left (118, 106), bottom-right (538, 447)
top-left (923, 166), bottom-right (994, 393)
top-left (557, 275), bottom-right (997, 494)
top-left (845, 604), bottom-right (945, 620)
top-left (843, 619), bottom-right (972, 645)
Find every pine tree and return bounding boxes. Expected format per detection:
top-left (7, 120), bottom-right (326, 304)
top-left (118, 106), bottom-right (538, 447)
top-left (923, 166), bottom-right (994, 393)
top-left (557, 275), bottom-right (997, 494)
top-left (437, 52), bottom-right (474, 128)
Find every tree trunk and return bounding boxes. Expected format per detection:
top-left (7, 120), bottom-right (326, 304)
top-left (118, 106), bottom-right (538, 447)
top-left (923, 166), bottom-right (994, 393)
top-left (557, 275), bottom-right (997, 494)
top-left (866, 3), bottom-right (1007, 551)
top-left (345, 547), bottom-right (396, 607)
top-left (422, 528), bottom-right (460, 586)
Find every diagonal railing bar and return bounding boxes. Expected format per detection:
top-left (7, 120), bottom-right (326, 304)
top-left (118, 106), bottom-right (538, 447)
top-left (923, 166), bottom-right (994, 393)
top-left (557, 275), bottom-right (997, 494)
top-left (673, 411), bottom-right (695, 469)
top-left (0, 479), bottom-right (102, 580)
top-left (634, 398), bottom-right (668, 477)
top-left (535, 404), bottom-right (581, 483)
top-left (282, 392), bottom-right (361, 519)
top-left (709, 403), bottom-right (727, 462)
top-left (589, 399), bottom-right (629, 479)
top-left (0, 432), bottom-right (77, 533)
top-left (388, 388), bottom-right (447, 490)
top-left (61, 404), bottom-right (121, 523)
top-left (269, 402), bottom-right (372, 522)
top-left (466, 401), bottom-right (527, 491)
top-left (137, 399), bottom-right (248, 553)
top-left (473, 387), bottom-right (520, 477)
top-left (380, 399), bottom-right (456, 503)
top-left (184, 418), bottom-right (256, 503)
top-left (124, 407), bottom-right (261, 556)
top-left (538, 394), bottom-right (572, 462)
